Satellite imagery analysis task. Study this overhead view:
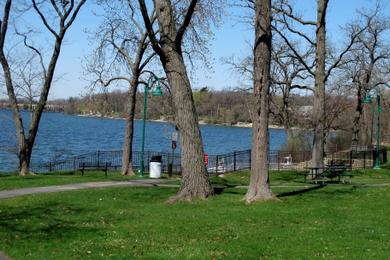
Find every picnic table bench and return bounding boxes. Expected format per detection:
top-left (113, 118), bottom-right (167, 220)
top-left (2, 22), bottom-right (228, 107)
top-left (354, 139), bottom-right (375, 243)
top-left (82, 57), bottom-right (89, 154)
top-left (304, 163), bottom-right (353, 184)
top-left (79, 162), bottom-right (112, 176)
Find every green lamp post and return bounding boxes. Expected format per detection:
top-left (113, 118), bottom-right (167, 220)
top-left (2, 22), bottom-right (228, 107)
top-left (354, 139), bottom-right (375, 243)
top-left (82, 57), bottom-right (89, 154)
top-left (363, 88), bottom-right (382, 169)
top-left (374, 93), bottom-right (382, 169)
top-left (139, 74), bottom-right (163, 177)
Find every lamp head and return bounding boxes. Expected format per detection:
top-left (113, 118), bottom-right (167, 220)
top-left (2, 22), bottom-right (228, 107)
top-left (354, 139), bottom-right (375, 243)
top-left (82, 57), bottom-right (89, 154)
top-left (152, 81), bottom-right (163, 97)
top-left (362, 95), bottom-right (372, 104)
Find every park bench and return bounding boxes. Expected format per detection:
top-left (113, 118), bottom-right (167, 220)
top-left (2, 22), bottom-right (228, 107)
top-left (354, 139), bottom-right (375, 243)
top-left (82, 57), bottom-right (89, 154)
top-left (78, 162), bottom-right (112, 176)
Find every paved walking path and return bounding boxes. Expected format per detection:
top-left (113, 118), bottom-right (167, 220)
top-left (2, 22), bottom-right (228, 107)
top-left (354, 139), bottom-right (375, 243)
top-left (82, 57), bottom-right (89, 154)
top-left (0, 179), bottom-right (172, 200)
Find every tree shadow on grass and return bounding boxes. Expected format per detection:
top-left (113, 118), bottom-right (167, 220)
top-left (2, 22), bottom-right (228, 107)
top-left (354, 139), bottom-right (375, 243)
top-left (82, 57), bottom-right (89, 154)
top-left (276, 185), bottom-right (326, 198)
top-left (0, 201), bottom-right (98, 241)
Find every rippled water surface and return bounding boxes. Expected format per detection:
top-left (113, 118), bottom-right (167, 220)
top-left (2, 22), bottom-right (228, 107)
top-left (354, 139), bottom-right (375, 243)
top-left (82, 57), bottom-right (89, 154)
top-left (0, 110), bottom-right (287, 172)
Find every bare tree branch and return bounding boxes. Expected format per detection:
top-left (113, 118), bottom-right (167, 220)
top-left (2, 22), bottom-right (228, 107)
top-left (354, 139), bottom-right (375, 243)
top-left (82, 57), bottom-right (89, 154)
top-left (175, 0), bottom-right (198, 46)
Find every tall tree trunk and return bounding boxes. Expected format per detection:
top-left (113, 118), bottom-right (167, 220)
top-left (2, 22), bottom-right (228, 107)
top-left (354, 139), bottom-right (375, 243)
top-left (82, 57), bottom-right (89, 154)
top-left (164, 51), bottom-right (213, 202)
top-left (139, 0), bottom-right (213, 202)
top-left (351, 86), bottom-right (364, 150)
top-left (311, 0), bottom-right (328, 168)
top-left (244, 0), bottom-right (274, 203)
top-left (121, 80), bottom-right (138, 176)
top-left (351, 57), bottom-right (374, 149)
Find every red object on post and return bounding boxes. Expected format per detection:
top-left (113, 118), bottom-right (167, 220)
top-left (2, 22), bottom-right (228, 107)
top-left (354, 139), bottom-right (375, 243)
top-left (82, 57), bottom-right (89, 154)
top-left (171, 141), bottom-right (177, 150)
top-left (203, 153), bottom-right (209, 166)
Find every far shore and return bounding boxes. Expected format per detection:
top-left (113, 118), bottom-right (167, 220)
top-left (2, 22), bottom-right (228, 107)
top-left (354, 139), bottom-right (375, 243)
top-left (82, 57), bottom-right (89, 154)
top-left (77, 113), bottom-right (286, 129)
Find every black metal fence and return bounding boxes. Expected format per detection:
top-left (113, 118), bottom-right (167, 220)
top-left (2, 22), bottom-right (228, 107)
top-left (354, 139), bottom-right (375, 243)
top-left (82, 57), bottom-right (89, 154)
top-left (31, 150), bottom-right (182, 174)
top-left (31, 146), bottom-right (388, 174)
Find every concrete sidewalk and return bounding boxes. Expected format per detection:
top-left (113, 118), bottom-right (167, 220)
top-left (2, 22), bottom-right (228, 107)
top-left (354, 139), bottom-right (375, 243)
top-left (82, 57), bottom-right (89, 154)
top-left (0, 179), bottom-right (173, 200)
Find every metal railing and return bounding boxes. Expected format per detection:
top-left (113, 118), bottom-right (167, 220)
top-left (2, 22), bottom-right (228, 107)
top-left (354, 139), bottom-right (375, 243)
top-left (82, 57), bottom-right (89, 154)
top-left (31, 150), bottom-right (181, 174)
top-left (31, 146), bottom-right (387, 174)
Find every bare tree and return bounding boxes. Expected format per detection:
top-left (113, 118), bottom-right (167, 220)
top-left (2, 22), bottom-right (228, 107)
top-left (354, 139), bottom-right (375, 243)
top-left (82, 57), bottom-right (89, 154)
top-left (85, 0), bottom-right (157, 175)
top-left (344, 6), bottom-right (390, 148)
top-left (244, 0), bottom-right (274, 203)
top-left (138, 0), bottom-right (222, 202)
top-left (272, 0), bottom-right (366, 167)
top-left (10, 52), bottom-right (41, 111)
top-left (0, 0), bottom-right (86, 175)
top-left (270, 40), bottom-right (313, 137)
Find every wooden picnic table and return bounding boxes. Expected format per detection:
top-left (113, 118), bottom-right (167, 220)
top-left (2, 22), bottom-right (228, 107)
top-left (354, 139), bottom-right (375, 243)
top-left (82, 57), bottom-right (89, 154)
top-left (304, 164), bottom-right (353, 184)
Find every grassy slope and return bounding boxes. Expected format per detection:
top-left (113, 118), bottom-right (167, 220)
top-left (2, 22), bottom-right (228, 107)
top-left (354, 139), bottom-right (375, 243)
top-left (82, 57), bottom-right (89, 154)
top-left (1, 168), bottom-right (390, 259)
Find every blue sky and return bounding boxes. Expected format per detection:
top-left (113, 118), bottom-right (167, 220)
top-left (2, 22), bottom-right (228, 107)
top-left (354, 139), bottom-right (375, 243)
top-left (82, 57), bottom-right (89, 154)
top-left (5, 0), bottom-right (390, 99)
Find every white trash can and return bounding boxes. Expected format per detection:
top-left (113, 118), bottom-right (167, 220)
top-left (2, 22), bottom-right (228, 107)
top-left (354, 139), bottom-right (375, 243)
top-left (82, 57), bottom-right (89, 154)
top-left (149, 155), bottom-right (162, 178)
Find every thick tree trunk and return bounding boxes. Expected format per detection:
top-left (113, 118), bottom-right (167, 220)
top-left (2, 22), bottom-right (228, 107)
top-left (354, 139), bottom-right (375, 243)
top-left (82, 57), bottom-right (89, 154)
top-left (311, 0), bottom-right (328, 168)
top-left (352, 57), bottom-right (374, 149)
top-left (19, 148), bottom-right (30, 176)
top-left (244, 0), bottom-right (274, 203)
top-left (164, 53), bottom-right (214, 202)
top-left (351, 86), bottom-right (364, 150)
top-left (121, 80), bottom-right (137, 176)
top-left (139, 0), bottom-right (213, 201)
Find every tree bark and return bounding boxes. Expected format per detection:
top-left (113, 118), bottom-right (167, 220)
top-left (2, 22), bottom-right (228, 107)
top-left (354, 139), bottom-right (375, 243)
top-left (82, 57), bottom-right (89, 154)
top-left (311, 0), bottom-right (328, 168)
top-left (164, 53), bottom-right (213, 202)
top-left (139, 0), bottom-right (213, 202)
top-left (351, 50), bottom-right (375, 149)
top-left (351, 86), bottom-right (364, 149)
top-left (121, 79), bottom-right (138, 176)
top-left (244, 0), bottom-right (274, 203)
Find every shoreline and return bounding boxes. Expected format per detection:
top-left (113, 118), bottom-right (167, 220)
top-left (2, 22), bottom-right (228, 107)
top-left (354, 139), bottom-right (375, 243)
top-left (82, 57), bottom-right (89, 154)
top-left (76, 113), bottom-right (285, 129)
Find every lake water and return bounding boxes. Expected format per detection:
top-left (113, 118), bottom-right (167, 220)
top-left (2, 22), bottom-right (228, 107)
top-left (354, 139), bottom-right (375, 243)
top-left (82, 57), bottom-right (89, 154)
top-left (0, 109), bottom-right (287, 172)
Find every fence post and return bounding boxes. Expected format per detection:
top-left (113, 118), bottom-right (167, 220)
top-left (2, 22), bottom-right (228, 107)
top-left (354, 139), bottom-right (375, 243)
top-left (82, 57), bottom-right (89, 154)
top-left (216, 155), bottom-right (219, 174)
top-left (147, 152), bottom-right (150, 171)
top-left (363, 151), bottom-right (366, 169)
top-left (233, 152), bottom-right (236, 172)
top-left (81, 162), bottom-right (85, 176)
top-left (97, 150), bottom-right (100, 166)
top-left (249, 150), bottom-right (251, 170)
top-left (349, 150), bottom-right (353, 167)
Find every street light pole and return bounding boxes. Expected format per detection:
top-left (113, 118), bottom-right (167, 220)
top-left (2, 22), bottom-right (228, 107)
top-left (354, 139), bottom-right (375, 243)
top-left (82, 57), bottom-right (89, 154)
top-left (139, 74), bottom-right (163, 177)
top-left (364, 85), bottom-right (385, 169)
top-left (139, 81), bottom-right (149, 177)
top-left (374, 94), bottom-right (382, 169)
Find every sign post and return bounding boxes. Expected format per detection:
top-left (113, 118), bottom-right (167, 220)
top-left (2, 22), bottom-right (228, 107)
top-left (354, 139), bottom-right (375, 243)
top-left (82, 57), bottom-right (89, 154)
top-left (169, 131), bottom-right (178, 177)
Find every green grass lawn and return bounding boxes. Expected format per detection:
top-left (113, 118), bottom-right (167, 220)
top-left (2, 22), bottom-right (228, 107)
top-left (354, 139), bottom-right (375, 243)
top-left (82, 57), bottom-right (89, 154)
top-left (0, 171), bottom-right (138, 191)
top-left (1, 167), bottom-right (390, 259)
